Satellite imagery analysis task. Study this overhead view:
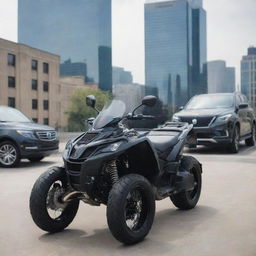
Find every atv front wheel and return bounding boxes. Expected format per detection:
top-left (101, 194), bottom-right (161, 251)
top-left (170, 156), bottom-right (202, 210)
top-left (30, 167), bottom-right (79, 233)
top-left (107, 174), bottom-right (155, 244)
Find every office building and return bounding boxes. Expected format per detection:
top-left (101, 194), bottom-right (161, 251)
top-left (145, 0), bottom-right (207, 113)
top-left (113, 67), bottom-right (133, 85)
top-left (18, 0), bottom-right (112, 91)
top-left (207, 60), bottom-right (235, 93)
top-left (0, 38), bottom-right (97, 130)
top-left (241, 47), bottom-right (256, 112)
top-left (60, 59), bottom-right (88, 82)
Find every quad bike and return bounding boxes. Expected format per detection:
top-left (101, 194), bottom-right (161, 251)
top-left (30, 95), bottom-right (202, 245)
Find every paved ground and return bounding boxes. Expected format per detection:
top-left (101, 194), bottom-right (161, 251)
top-left (0, 143), bottom-right (256, 256)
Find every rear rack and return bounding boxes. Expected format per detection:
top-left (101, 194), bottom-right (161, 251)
top-left (154, 122), bottom-right (192, 132)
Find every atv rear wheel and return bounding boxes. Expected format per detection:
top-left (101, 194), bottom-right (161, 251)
top-left (107, 174), bottom-right (155, 245)
top-left (30, 167), bottom-right (79, 233)
top-left (170, 156), bottom-right (202, 210)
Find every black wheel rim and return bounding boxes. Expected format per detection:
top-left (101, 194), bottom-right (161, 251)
top-left (46, 180), bottom-right (68, 219)
top-left (125, 188), bottom-right (147, 231)
top-left (189, 168), bottom-right (199, 201)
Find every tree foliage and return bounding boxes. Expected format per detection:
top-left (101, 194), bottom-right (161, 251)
top-left (66, 88), bottom-right (111, 131)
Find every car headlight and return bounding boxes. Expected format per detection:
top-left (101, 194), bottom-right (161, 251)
top-left (16, 130), bottom-right (36, 139)
top-left (172, 115), bottom-right (181, 122)
top-left (101, 141), bottom-right (123, 153)
top-left (216, 114), bottom-right (233, 122)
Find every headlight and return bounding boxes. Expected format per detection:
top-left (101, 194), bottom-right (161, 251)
top-left (16, 130), bottom-right (36, 139)
top-left (216, 114), bottom-right (232, 122)
top-left (101, 141), bottom-right (123, 153)
top-left (172, 115), bottom-right (181, 122)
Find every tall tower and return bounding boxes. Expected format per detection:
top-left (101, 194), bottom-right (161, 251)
top-left (144, 0), bottom-right (207, 114)
top-left (241, 47), bottom-right (256, 112)
top-left (18, 0), bottom-right (112, 91)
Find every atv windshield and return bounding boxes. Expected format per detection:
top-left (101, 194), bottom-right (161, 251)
top-left (93, 99), bottom-right (126, 129)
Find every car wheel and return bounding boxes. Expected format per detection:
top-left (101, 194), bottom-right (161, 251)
top-left (28, 156), bottom-right (45, 162)
top-left (228, 126), bottom-right (240, 153)
top-left (0, 141), bottom-right (21, 168)
top-left (245, 124), bottom-right (256, 147)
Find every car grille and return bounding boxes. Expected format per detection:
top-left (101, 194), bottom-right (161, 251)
top-left (179, 116), bottom-right (215, 127)
top-left (36, 131), bottom-right (57, 141)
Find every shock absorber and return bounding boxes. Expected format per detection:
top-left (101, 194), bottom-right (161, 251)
top-left (107, 160), bottom-right (119, 184)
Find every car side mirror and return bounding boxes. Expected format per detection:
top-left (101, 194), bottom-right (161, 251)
top-left (142, 95), bottom-right (157, 107)
top-left (238, 103), bottom-right (248, 109)
top-left (86, 95), bottom-right (96, 108)
top-left (179, 106), bottom-right (184, 111)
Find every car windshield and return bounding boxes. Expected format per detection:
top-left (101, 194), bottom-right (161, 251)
top-left (0, 107), bottom-right (32, 123)
top-left (185, 95), bottom-right (234, 110)
top-left (93, 99), bottom-right (126, 129)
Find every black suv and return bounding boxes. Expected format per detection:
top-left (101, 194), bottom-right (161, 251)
top-left (172, 92), bottom-right (256, 153)
top-left (0, 106), bottom-right (59, 167)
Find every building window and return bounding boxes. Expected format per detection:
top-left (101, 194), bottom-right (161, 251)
top-left (32, 99), bottom-right (38, 110)
top-left (32, 118), bottom-right (38, 123)
top-left (8, 53), bottom-right (16, 66)
top-left (32, 60), bottom-right (38, 71)
top-left (43, 118), bottom-right (49, 125)
top-left (8, 97), bottom-right (15, 108)
top-left (43, 81), bottom-right (49, 92)
top-left (32, 79), bottom-right (38, 90)
top-left (43, 100), bottom-right (49, 110)
top-left (43, 62), bottom-right (49, 74)
top-left (8, 76), bottom-right (16, 88)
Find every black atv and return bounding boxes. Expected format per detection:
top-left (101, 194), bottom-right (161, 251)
top-left (30, 95), bottom-right (202, 245)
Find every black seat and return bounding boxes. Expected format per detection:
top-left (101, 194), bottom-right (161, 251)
top-left (147, 130), bottom-right (181, 153)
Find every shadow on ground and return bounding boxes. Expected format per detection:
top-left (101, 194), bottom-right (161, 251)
top-left (0, 160), bottom-right (57, 173)
top-left (185, 143), bottom-right (256, 156)
top-left (39, 205), bottom-right (217, 255)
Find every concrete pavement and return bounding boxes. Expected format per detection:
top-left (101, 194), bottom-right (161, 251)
top-left (0, 144), bottom-right (256, 256)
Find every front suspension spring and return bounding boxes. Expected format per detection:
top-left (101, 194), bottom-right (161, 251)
top-left (107, 160), bottom-right (119, 184)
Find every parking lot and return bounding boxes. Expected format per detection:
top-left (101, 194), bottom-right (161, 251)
top-left (0, 143), bottom-right (256, 256)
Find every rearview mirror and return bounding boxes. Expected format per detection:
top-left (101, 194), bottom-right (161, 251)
top-left (142, 95), bottom-right (157, 107)
top-left (86, 95), bottom-right (96, 108)
top-left (238, 103), bottom-right (248, 109)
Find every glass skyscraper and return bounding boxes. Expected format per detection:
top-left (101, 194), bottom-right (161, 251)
top-left (145, 0), bottom-right (207, 113)
top-left (18, 0), bottom-right (112, 91)
top-left (241, 47), bottom-right (256, 113)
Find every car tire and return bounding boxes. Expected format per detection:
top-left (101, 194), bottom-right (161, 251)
top-left (28, 156), bottom-right (45, 162)
top-left (245, 124), bottom-right (256, 147)
top-left (107, 174), bottom-right (155, 245)
top-left (170, 156), bottom-right (202, 210)
top-left (0, 141), bottom-right (21, 168)
top-left (228, 125), bottom-right (240, 153)
top-left (30, 167), bottom-right (79, 233)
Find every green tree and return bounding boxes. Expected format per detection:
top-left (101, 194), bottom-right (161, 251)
top-left (66, 88), bottom-right (111, 132)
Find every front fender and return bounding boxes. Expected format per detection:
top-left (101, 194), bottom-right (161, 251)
top-left (79, 137), bottom-right (160, 192)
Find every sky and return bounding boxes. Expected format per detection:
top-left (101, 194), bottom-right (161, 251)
top-left (0, 0), bottom-right (256, 87)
